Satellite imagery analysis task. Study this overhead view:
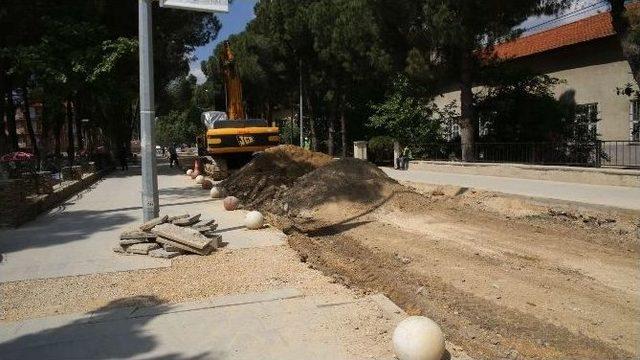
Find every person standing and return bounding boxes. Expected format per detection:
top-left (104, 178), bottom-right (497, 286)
top-left (168, 143), bottom-right (179, 168)
top-left (118, 144), bottom-right (128, 171)
top-left (401, 146), bottom-right (412, 170)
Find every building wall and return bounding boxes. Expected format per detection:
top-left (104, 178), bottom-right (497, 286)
top-left (434, 37), bottom-right (637, 141)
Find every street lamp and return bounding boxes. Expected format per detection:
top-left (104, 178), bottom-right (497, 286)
top-left (138, 0), bottom-right (228, 221)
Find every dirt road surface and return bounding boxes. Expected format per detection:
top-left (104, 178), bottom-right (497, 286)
top-left (282, 183), bottom-right (640, 360)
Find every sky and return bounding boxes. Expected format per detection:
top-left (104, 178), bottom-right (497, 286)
top-left (188, 0), bottom-right (258, 84)
top-left (188, 0), bottom-right (608, 84)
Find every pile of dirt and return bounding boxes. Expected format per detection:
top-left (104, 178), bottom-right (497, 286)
top-left (220, 145), bottom-right (332, 208)
top-left (269, 158), bottom-right (403, 221)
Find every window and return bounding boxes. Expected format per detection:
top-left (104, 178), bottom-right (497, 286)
top-left (574, 103), bottom-right (598, 141)
top-left (631, 99), bottom-right (640, 142)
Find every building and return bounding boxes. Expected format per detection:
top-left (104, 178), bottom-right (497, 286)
top-left (5, 102), bottom-right (71, 155)
top-left (435, 7), bottom-right (639, 143)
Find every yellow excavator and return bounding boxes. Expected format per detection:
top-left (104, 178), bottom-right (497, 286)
top-left (200, 41), bottom-right (280, 179)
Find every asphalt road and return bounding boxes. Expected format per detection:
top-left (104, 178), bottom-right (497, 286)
top-left (383, 167), bottom-right (640, 210)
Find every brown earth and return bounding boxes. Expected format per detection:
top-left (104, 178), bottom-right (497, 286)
top-left (224, 147), bottom-right (640, 360)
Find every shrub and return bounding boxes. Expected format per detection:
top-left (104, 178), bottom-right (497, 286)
top-left (368, 135), bottom-right (395, 164)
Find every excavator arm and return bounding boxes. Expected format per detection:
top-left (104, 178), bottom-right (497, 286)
top-left (220, 41), bottom-right (246, 120)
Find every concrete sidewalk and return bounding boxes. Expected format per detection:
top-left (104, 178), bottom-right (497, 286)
top-left (384, 167), bottom-right (640, 210)
top-left (0, 289), bottom-right (401, 360)
top-left (0, 164), bottom-right (285, 282)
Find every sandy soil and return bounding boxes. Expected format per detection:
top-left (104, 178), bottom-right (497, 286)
top-left (281, 185), bottom-right (640, 360)
top-left (0, 245), bottom-right (400, 359)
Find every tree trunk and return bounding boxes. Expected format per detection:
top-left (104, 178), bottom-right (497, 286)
top-left (305, 93), bottom-right (317, 151)
top-left (0, 79), bottom-right (6, 155)
top-left (609, 0), bottom-right (640, 86)
top-left (327, 94), bottom-right (338, 157)
top-left (21, 85), bottom-right (39, 159)
top-left (340, 105), bottom-right (347, 158)
top-left (5, 80), bottom-right (18, 151)
top-left (74, 95), bottom-right (83, 151)
top-left (66, 100), bottom-right (75, 165)
top-left (459, 52), bottom-right (476, 162)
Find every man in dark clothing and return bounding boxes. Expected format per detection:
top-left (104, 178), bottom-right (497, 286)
top-left (168, 143), bottom-right (179, 168)
top-left (118, 144), bottom-right (128, 171)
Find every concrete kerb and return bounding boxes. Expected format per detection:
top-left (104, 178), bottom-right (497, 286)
top-left (407, 160), bottom-right (640, 187)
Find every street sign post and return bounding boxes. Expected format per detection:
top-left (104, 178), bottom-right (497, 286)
top-left (138, 0), bottom-right (228, 221)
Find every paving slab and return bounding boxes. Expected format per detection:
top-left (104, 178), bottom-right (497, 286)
top-left (0, 288), bottom-right (471, 360)
top-left (384, 167), bottom-right (640, 210)
top-left (0, 164), bottom-right (285, 282)
top-left (0, 289), bottom-right (387, 360)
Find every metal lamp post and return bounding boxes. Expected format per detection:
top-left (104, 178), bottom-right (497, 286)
top-left (138, 0), bottom-right (228, 221)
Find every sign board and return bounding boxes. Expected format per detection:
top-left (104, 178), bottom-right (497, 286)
top-left (159, 0), bottom-right (228, 13)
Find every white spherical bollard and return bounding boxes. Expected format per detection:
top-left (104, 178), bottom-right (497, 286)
top-left (392, 316), bottom-right (445, 360)
top-left (210, 186), bottom-right (224, 199)
top-left (244, 211), bottom-right (264, 230)
top-left (186, 169), bottom-right (193, 176)
top-left (195, 175), bottom-right (204, 184)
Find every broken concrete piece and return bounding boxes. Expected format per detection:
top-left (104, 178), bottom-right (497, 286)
top-left (151, 223), bottom-right (213, 250)
top-left (173, 213), bottom-right (201, 226)
top-left (119, 238), bottom-right (152, 246)
top-left (200, 218), bottom-right (217, 227)
top-left (204, 234), bottom-right (222, 248)
top-left (156, 236), bottom-right (214, 256)
top-left (167, 214), bottom-right (190, 222)
top-left (126, 242), bottom-right (160, 255)
top-left (163, 244), bottom-right (184, 253)
top-left (192, 223), bottom-right (219, 233)
top-left (149, 248), bottom-right (181, 259)
top-left (139, 215), bottom-right (169, 232)
top-left (120, 230), bottom-right (156, 240)
top-left (113, 245), bottom-right (126, 253)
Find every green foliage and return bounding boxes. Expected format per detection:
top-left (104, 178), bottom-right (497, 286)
top-left (1, 0), bottom-right (220, 157)
top-left (279, 119), bottom-right (301, 146)
top-left (368, 76), bottom-right (447, 146)
top-left (156, 104), bottom-right (204, 146)
top-left (367, 136), bottom-right (395, 164)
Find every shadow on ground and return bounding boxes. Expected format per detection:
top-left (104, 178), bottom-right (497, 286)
top-left (0, 296), bottom-right (220, 360)
top-left (0, 209), bottom-right (136, 253)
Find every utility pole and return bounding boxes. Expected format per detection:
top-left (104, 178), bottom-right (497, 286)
top-left (299, 58), bottom-right (303, 147)
top-left (139, 0), bottom-right (159, 221)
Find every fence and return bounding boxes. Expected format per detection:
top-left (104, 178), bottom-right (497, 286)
top-left (416, 141), bottom-right (640, 168)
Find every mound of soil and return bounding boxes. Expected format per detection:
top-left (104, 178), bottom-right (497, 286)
top-left (269, 158), bottom-right (403, 221)
top-left (220, 145), bottom-right (332, 208)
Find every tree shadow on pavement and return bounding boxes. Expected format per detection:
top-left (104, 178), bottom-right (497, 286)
top-left (0, 295), bottom-right (221, 360)
top-left (0, 209), bottom-right (136, 253)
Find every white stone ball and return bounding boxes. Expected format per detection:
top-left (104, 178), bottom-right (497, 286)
top-left (244, 211), bottom-right (264, 230)
top-left (210, 186), bottom-right (224, 199)
top-left (392, 316), bottom-right (445, 360)
top-left (195, 175), bottom-right (204, 184)
top-left (186, 169), bottom-right (193, 176)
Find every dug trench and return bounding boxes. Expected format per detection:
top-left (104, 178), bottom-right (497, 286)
top-left (223, 146), bottom-right (640, 360)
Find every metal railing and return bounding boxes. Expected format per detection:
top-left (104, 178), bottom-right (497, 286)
top-left (415, 141), bottom-right (640, 168)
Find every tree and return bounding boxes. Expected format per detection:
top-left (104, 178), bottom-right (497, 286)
top-left (609, 0), bottom-right (640, 87)
top-left (1, 0), bottom-right (221, 167)
top-left (369, 75), bottom-right (450, 153)
top-left (407, 0), bottom-right (569, 161)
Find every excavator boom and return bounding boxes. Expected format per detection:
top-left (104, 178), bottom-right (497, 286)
top-left (220, 41), bottom-right (245, 120)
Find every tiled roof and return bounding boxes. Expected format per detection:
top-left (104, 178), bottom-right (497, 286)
top-left (493, 9), bottom-right (618, 59)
